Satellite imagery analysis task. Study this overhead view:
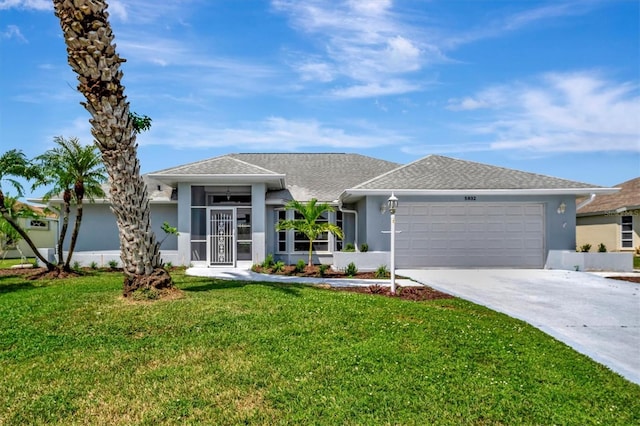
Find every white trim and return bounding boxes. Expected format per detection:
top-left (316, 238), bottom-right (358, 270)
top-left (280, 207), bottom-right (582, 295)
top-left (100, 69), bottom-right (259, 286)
top-left (340, 187), bottom-right (619, 200)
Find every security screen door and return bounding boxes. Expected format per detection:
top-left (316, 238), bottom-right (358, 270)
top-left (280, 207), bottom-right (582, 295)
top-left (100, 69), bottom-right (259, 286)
top-left (209, 208), bottom-right (234, 266)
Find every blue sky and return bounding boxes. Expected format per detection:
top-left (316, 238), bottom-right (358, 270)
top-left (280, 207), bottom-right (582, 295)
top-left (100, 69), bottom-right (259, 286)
top-left (1, 0), bottom-right (638, 199)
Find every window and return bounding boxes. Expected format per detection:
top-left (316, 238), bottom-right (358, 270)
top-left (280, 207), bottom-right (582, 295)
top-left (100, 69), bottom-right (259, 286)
top-left (28, 219), bottom-right (48, 230)
top-left (276, 210), bottom-right (287, 252)
top-left (294, 211), bottom-right (329, 252)
top-left (621, 216), bottom-right (633, 248)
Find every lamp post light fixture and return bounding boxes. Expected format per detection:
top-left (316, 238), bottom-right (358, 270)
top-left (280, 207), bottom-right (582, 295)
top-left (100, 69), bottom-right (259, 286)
top-left (387, 193), bottom-right (398, 294)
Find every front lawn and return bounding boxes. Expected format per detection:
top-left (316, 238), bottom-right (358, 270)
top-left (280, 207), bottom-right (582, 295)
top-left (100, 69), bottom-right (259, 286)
top-left (0, 257), bottom-right (35, 269)
top-left (1, 270), bottom-right (638, 425)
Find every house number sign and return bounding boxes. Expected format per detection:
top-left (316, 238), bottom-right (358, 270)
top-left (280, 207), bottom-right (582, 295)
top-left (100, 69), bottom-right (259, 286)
top-left (464, 196), bottom-right (477, 201)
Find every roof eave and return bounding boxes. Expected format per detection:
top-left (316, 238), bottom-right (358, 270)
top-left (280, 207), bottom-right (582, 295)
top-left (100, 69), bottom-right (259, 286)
top-left (340, 187), bottom-right (618, 201)
top-left (147, 173), bottom-right (286, 188)
top-left (578, 204), bottom-right (640, 217)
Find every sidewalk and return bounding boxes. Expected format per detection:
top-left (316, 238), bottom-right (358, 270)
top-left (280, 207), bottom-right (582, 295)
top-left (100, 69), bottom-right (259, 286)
top-left (186, 266), bottom-right (419, 288)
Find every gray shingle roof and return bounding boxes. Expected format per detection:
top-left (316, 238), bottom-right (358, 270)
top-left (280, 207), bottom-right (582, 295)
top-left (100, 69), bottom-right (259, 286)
top-left (353, 155), bottom-right (601, 190)
top-left (228, 153), bottom-right (400, 201)
top-left (151, 156), bottom-right (281, 176)
top-left (577, 177), bottom-right (640, 215)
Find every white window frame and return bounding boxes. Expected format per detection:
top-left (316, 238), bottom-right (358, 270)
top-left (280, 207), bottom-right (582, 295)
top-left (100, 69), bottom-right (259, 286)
top-left (28, 219), bottom-right (49, 230)
top-left (293, 211), bottom-right (330, 253)
top-left (621, 215), bottom-right (633, 249)
top-left (276, 209), bottom-right (288, 253)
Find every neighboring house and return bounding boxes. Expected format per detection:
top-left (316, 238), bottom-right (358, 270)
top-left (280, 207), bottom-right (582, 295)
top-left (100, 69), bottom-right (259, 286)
top-left (576, 177), bottom-right (639, 253)
top-left (35, 153), bottom-right (615, 269)
top-left (1, 203), bottom-right (57, 259)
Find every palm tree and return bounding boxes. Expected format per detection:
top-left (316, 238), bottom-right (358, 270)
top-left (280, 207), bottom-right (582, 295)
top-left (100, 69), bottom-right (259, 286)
top-left (0, 150), bottom-right (55, 270)
top-left (52, 0), bottom-right (172, 295)
top-left (276, 198), bottom-right (344, 267)
top-left (35, 136), bottom-right (106, 271)
top-left (0, 196), bottom-right (38, 261)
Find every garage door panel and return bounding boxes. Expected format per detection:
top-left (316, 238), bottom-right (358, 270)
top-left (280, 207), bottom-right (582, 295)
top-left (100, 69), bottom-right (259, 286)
top-left (397, 203), bottom-right (544, 268)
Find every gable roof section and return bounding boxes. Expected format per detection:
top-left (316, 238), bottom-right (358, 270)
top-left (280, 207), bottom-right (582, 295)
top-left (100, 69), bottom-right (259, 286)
top-left (148, 153), bottom-right (400, 202)
top-left (346, 155), bottom-right (614, 196)
top-left (150, 156), bottom-right (282, 177)
top-left (577, 177), bottom-right (640, 215)
top-left (228, 153), bottom-right (400, 201)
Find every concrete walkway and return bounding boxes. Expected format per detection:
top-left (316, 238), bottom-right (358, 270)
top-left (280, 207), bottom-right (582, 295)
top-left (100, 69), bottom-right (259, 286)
top-left (186, 266), bottom-right (419, 288)
top-left (399, 269), bottom-right (640, 385)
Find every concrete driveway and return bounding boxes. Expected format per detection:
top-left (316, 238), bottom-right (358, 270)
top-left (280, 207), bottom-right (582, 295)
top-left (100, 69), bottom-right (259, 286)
top-left (399, 269), bottom-right (640, 385)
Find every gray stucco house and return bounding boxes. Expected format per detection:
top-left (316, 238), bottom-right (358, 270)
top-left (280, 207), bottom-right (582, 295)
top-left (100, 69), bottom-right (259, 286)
top-left (45, 153), bottom-right (615, 269)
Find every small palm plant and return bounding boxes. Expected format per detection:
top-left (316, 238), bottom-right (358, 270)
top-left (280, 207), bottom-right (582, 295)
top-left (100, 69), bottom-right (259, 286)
top-left (276, 198), bottom-right (344, 267)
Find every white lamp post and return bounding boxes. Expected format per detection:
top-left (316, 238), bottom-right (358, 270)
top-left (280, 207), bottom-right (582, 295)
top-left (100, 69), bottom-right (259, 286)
top-left (387, 193), bottom-right (398, 294)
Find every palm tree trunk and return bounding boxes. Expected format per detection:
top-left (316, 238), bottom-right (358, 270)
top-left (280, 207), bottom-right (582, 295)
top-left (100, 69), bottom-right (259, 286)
top-left (308, 240), bottom-right (313, 267)
top-left (53, 0), bottom-right (172, 295)
top-left (58, 199), bottom-right (71, 265)
top-left (0, 191), bottom-right (56, 270)
top-left (64, 200), bottom-right (82, 271)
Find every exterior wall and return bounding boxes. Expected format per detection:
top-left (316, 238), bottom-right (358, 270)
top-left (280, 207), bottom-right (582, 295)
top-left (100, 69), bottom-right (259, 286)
top-left (576, 216), bottom-right (618, 252)
top-left (5, 217), bottom-right (57, 259)
top-left (177, 182), bottom-right (191, 265)
top-left (577, 212), bottom-right (640, 252)
top-left (360, 193), bottom-right (577, 262)
top-left (545, 250), bottom-right (633, 272)
top-left (61, 203), bottom-right (178, 253)
top-left (251, 183), bottom-right (267, 265)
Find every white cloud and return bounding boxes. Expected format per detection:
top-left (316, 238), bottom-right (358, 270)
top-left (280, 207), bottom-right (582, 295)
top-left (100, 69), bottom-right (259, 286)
top-left (1, 24), bottom-right (26, 42)
top-left (272, 0), bottom-right (436, 98)
top-left (296, 61), bottom-right (335, 82)
top-left (107, 0), bottom-right (128, 21)
top-left (451, 71), bottom-right (640, 153)
top-left (138, 116), bottom-right (408, 150)
top-left (331, 80), bottom-right (421, 99)
top-left (442, 1), bottom-right (602, 49)
top-left (0, 0), bottom-right (50, 10)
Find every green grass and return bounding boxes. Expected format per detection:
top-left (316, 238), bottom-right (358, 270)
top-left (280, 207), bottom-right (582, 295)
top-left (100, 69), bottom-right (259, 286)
top-left (1, 270), bottom-right (638, 425)
top-left (0, 257), bottom-right (36, 268)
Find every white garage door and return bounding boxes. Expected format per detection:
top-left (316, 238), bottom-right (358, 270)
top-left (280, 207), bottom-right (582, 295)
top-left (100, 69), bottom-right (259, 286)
top-left (395, 203), bottom-right (544, 268)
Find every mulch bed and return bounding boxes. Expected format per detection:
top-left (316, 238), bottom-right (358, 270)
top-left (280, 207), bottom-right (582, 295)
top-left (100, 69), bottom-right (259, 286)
top-left (331, 285), bottom-right (454, 301)
top-left (607, 276), bottom-right (640, 284)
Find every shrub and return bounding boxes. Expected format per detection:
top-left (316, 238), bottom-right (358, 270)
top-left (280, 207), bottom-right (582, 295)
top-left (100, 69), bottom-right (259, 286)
top-left (344, 261), bottom-right (358, 277)
top-left (360, 243), bottom-right (369, 252)
top-left (579, 244), bottom-right (592, 253)
top-left (597, 243), bottom-right (607, 253)
top-left (318, 264), bottom-right (329, 277)
top-left (295, 259), bottom-right (306, 273)
top-left (262, 254), bottom-right (274, 269)
top-left (73, 261), bottom-right (81, 271)
top-left (272, 261), bottom-right (285, 273)
top-left (343, 243), bottom-right (356, 252)
top-left (374, 264), bottom-right (389, 279)
top-left (89, 261), bottom-right (98, 270)
top-left (251, 264), bottom-right (261, 272)
top-left (367, 284), bottom-right (385, 294)
top-left (164, 262), bottom-right (173, 270)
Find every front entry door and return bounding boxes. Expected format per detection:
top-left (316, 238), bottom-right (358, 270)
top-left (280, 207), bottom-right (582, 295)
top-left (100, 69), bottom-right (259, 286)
top-left (209, 208), bottom-right (234, 266)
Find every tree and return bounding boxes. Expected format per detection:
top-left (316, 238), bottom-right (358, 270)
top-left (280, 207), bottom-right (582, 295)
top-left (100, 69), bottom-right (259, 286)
top-left (35, 136), bottom-right (106, 271)
top-left (276, 198), bottom-right (344, 267)
top-left (52, 0), bottom-right (172, 295)
top-left (0, 196), bottom-right (38, 261)
top-left (0, 150), bottom-right (56, 270)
